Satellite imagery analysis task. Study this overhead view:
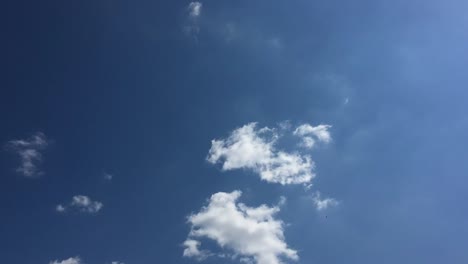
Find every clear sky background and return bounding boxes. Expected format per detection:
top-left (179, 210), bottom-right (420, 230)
top-left (1, 0), bottom-right (468, 264)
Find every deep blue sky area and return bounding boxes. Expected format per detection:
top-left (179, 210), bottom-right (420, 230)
top-left (1, 1), bottom-right (468, 264)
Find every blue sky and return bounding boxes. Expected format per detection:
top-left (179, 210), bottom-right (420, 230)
top-left (1, 0), bottom-right (468, 263)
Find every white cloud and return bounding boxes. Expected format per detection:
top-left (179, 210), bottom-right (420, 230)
top-left (184, 191), bottom-right (298, 264)
top-left (110, 262), bottom-right (125, 264)
top-left (188, 2), bottom-right (202, 18)
top-left (293, 124), bottom-right (332, 149)
top-left (57, 195), bottom-right (103, 214)
top-left (312, 192), bottom-right (339, 211)
top-left (6, 132), bottom-right (49, 177)
top-left (207, 123), bottom-right (315, 185)
top-left (49, 257), bottom-right (81, 264)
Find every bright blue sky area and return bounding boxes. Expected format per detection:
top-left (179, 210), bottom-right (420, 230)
top-left (1, 0), bottom-right (468, 263)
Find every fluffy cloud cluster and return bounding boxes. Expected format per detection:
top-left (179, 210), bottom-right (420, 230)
top-left (207, 122), bottom-right (332, 185)
top-left (56, 195), bottom-right (103, 214)
top-left (184, 191), bottom-right (298, 264)
top-left (49, 257), bottom-right (81, 264)
top-left (185, 122), bottom-right (336, 263)
top-left (6, 132), bottom-right (49, 177)
top-left (293, 124), bottom-right (332, 149)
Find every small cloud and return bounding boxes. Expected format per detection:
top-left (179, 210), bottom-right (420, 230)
top-left (278, 196), bottom-right (287, 207)
top-left (5, 132), bottom-right (49, 177)
top-left (344, 97), bottom-right (349, 105)
top-left (57, 195), bottom-right (103, 214)
top-left (184, 191), bottom-right (298, 264)
top-left (293, 124), bottom-right (332, 149)
top-left (312, 192), bottom-right (339, 211)
top-left (110, 262), bottom-right (125, 264)
top-left (277, 120), bottom-right (292, 131)
top-left (184, 2), bottom-right (203, 39)
top-left (49, 257), bottom-right (81, 264)
top-left (183, 239), bottom-right (210, 260)
top-left (103, 172), bottom-right (113, 181)
top-left (188, 2), bottom-right (202, 18)
top-left (70, 195), bottom-right (103, 213)
top-left (56, 204), bottom-right (66, 213)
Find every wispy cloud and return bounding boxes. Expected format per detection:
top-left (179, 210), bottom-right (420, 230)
top-left (49, 257), bottom-right (81, 264)
top-left (223, 22), bottom-right (238, 43)
top-left (220, 21), bottom-right (285, 53)
top-left (311, 192), bottom-right (339, 211)
top-left (207, 122), bottom-right (332, 185)
top-left (56, 195), bottom-right (103, 214)
top-left (103, 172), bottom-right (113, 181)
top-left (184, 191), bottom-right (297, 264)
top-left (184, 2), bottom-right (203, 39)
top-left (5, 132), bottom-right (49, 177)
top-left (293, 124), bottom-right (332, 149)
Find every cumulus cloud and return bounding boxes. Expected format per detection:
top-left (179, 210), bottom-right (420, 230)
top-left (207, 123), bottom-right (318, 185)
top-left (184, 191), bottom-right (297, 264)
top-left (312, 192), bottom-right (339, 211)
top-left (56, 195), bottom-right (103, 214)
top-left (49, 257), bottom-right (81, 264)
top-left (5, 132), bottom-right (49, 177)
top-left (293, 124), bottom-right (332, 149)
